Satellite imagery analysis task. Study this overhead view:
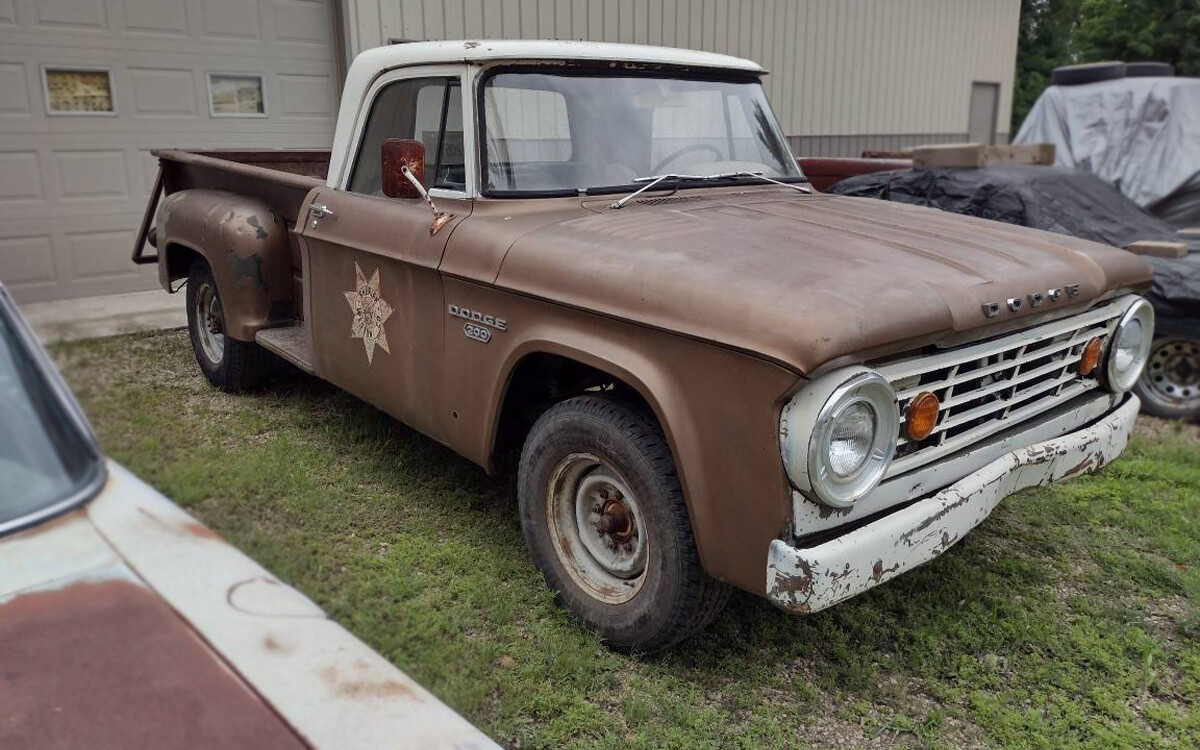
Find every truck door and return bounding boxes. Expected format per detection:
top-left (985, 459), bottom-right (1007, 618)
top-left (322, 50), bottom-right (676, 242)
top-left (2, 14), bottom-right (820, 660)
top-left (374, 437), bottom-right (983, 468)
top-left (299, 75), bottom-right (468, 443)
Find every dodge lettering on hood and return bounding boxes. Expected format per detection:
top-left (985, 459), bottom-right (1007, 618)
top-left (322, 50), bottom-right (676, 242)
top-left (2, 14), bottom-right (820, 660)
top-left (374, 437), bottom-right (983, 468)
top-left (135, 40), bottom-right (1155, 652)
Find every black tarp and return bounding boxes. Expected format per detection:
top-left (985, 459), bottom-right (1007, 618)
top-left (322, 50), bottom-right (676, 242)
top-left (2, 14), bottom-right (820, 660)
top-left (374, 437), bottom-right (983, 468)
top-left (827, 165), bottom-right (1200, 323)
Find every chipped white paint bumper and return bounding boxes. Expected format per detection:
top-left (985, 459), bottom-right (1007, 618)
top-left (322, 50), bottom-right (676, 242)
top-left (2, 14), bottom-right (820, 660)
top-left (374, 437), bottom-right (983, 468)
top-left (766, 395), bottom-right (1140, 614)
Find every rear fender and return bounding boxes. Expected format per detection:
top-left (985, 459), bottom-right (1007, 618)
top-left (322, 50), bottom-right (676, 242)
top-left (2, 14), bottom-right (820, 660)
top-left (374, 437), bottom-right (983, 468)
top-left (157, 189), bottom-right (292, 340)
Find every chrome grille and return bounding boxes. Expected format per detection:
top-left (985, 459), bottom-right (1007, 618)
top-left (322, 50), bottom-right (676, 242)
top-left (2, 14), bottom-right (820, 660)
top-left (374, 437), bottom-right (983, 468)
top-left (876, 303), bottom-right (1126, 477)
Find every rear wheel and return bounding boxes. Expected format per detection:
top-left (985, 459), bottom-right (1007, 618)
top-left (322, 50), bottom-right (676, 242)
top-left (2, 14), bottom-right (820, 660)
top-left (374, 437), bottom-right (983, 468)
top-left (1133, 335), bottom-right (1200, 420)
top-left (186, 261), bottom-right (272, 392)
top-left (517, 394), bottom-right (730, 653)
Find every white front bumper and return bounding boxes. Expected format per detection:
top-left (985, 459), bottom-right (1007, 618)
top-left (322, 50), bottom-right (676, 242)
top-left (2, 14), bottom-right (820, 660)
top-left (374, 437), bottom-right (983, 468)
top-left (766, 395), bottom-right (1140, 613)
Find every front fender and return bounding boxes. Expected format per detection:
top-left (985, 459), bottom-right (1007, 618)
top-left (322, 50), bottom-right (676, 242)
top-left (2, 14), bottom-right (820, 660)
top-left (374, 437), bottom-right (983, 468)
top-left (441, 278), bottom-right (800, 595)
top-left (157, 189), bottom-right (292, 340)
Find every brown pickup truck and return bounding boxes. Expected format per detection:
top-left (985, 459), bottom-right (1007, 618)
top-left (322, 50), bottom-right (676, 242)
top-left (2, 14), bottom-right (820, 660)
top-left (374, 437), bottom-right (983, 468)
top-left (134, 40), bottom-right (1155, 653)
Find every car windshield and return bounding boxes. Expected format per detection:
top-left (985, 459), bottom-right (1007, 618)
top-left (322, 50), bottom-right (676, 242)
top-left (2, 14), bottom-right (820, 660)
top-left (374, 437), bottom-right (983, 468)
top-left (481, 70), bottom-right (802, 195)
top-left (0, 296), bottom-right (103, 533)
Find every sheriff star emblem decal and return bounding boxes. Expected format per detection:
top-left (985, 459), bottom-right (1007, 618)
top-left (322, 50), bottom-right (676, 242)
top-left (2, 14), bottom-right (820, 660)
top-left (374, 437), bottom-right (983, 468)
top-left (344, 262), bottom-right (394, 365)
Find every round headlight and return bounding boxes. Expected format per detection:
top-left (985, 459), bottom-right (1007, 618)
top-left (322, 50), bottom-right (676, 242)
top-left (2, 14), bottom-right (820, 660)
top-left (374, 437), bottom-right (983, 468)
top-left (780, 369), bottom-right (900, 508)
top-left (1105, 298), bottom-right (1155, 392)
top-left (827, 401), bottom-right (877, 476)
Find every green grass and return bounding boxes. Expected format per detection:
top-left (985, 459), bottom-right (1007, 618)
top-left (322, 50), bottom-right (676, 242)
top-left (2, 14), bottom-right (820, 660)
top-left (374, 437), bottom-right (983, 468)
top-left (54, 330), bottom-right (1199, 749)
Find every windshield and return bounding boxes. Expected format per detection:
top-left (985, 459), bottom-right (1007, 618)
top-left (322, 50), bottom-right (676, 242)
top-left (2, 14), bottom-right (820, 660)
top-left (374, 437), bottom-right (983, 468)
top-left (481, 71), bottom-right (801, 195)
top-left (0, 294), bottom-right (103, 533)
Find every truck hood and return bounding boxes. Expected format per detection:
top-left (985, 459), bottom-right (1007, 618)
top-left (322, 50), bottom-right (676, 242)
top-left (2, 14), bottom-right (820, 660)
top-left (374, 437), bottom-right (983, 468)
top-left (495, 191), bottom-right (1153, 372)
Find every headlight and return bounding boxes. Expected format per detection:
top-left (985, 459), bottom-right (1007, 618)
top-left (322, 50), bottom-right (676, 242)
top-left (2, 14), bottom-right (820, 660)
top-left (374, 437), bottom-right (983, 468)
top-left (780, 368), bottom-right (900, 508)
top-left (1104, 297), bottom-right (1154, 392)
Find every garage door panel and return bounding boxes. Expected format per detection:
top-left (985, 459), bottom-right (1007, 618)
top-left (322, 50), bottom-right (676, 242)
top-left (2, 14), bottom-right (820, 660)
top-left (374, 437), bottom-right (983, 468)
top-left (0, 151), bottom-right (42, 201)
top-left (277, 73), bottom-right (335, 118)
top-left (129, 68), bottom-right (197, 117)
top-left (34, 0), bottom-right (107, 30)
top-left (273, 0), bottom-right (329, 44)
top-left (55, 151), bottom-right (130, 200)
top-left (0, 235), bottom-right (56, 291)
top-left (0, 62), bottom-right (30, 115)
top-left (120, 0), bottom-right (187, 35)
top-left (0, 0), bottom-right (338, 302)
top-left (201, 0), bottom-right (262, 39)
top-left (68, 228), bottom-right (140, 280)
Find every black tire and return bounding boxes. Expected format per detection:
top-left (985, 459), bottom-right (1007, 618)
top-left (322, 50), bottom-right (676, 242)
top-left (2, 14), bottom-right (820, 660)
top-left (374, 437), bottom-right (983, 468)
top-left (517, 394), bottom-right (730, 653)
top-left (1051, 61), bottom-right (1127, 86)
top-left (1132, 335), bottom-right (1200, 420)
top-left (1126, 62), bottom-right (1174, 78)
top-left (185, 260), bottom-right (273, 392)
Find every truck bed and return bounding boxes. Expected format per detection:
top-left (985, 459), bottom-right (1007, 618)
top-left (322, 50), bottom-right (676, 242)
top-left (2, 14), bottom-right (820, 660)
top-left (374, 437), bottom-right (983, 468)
top-left (134, 149), bottom-right (330, 270)
top-left (156, 149), bottom-right (329, 220)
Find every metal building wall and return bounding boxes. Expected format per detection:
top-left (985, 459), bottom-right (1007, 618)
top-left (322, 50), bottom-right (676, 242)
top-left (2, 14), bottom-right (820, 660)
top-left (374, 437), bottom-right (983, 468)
top-left (342, 0), bottom-right (1021, 156)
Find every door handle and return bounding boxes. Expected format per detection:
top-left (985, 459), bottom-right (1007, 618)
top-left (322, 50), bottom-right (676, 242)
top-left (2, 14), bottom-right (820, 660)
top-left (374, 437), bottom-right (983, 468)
top-left (308, 203), bottom-right (333, 228)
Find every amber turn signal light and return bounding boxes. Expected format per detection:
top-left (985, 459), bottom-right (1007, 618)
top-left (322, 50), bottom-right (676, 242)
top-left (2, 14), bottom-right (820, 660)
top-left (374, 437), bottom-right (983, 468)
top-left (904, 391), bottom-right (941, 441)
top-left (1079, 336), bottom-right (1105, 377)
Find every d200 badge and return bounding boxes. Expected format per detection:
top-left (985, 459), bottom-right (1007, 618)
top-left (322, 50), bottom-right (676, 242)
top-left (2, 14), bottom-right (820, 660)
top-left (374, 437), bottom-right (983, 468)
top-left (344, 262), bottom-right (394, 365)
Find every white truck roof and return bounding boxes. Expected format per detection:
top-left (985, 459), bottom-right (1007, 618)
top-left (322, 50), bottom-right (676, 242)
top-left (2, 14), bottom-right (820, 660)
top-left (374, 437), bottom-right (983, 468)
top-left (330, 39), bottom-right (765, 190)
top-left (349, 38), bottom-right (764, 76)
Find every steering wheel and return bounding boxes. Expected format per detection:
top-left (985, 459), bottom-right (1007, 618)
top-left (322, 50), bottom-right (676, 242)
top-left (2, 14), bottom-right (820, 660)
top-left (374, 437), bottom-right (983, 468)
top-left (650, 143), bottom-right (724, 174)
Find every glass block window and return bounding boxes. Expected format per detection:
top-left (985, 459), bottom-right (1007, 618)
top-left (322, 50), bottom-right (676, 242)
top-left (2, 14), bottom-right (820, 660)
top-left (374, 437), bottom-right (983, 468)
top-left (208, 73), bottom-right (266, 117)
top-left (44, 68), bottom-right (114, 115)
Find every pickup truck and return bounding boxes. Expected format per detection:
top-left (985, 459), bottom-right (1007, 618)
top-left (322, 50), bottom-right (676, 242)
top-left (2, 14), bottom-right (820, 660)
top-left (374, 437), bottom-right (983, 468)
top-left (134, 40), bottom-right (1156, 653)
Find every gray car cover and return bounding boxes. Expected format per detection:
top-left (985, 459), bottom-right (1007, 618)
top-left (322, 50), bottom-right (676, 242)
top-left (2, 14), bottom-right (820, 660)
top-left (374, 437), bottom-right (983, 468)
top-left (1013, 77), bottom-right (1200, 227)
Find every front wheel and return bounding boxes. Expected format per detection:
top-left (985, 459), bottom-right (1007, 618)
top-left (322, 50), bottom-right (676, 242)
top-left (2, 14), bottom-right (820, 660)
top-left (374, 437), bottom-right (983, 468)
top-left (185, 261), bottom-right (272, 392)
top-left (517, 395), bottom-right (730, 653)
top-left (1133, 335), bottom-right (1200, 420)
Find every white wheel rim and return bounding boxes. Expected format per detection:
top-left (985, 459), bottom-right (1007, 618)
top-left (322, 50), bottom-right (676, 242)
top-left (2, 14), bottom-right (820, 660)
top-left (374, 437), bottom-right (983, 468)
top-left (546, 453), bottom-right (648, 604)
top-left (194, 281), bottom-right (225, 366)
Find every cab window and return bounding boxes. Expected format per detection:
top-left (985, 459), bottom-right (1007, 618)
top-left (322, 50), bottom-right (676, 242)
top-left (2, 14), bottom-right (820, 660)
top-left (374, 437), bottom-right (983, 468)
top-left (348, 77), bottom-right (464, 195)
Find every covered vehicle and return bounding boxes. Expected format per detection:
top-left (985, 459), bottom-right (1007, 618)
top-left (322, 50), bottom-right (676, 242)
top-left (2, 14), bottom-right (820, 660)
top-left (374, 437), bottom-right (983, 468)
top-left (0, 283), bottom-right (498, 750)
top-left (1014, 75), bottom-right (1200, 229)
top-left (827, 164), bottom-right (1200, 419)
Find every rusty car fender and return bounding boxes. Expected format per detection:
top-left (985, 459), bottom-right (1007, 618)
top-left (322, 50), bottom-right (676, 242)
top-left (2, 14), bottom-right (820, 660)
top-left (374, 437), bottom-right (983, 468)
top-left (157, 189), bottom-right (293, 340)
top-left (440, 278), bottom-right (801, 594)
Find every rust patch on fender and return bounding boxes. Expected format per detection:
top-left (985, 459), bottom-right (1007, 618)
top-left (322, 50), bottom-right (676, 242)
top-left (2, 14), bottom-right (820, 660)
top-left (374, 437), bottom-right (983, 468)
top-left (246, 214), bottom-right (269, 240)
top-left (226, 251), bottom-right (268, 292)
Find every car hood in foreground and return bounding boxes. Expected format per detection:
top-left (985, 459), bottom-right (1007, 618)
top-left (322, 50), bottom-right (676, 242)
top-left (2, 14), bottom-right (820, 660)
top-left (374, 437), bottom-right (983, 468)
top-left (0, 462), bottom-right (499, 750)
top-left (495, 190), bottom-right (1153, 372)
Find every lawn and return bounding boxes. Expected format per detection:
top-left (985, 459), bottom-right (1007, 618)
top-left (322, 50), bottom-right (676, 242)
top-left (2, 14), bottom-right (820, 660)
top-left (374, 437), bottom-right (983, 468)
top-left (55, 330), bottom-right (1199, 750)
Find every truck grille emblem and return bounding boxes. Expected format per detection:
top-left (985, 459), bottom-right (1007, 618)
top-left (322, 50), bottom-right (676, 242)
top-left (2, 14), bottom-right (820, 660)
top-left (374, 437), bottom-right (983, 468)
top-left (983, 283), bottom-right (1079, 319)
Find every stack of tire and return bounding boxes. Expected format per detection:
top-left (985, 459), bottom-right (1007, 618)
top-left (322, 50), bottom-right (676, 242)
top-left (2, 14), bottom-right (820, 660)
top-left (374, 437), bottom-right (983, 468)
top-left (1050, 61), bottom-right (1175, 86)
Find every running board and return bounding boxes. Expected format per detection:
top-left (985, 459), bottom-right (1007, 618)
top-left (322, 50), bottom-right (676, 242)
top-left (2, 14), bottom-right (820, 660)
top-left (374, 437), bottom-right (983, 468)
top-left (256, 324), bottom-right (315, 374)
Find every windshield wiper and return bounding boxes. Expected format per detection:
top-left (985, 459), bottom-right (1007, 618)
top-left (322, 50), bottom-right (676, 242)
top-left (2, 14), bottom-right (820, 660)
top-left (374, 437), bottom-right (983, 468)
top-left (609, 171), bottom-right (811, 210)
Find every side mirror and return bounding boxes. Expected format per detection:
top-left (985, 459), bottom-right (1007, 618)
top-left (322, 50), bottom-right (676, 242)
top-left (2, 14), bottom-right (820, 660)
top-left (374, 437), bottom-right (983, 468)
top-left (381, 138), bottom-right (426, 199)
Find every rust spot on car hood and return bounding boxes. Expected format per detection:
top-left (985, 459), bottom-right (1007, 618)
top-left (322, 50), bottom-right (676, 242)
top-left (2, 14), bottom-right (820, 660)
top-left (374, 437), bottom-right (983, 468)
top-left (0, 578), bottom-right (307, 749)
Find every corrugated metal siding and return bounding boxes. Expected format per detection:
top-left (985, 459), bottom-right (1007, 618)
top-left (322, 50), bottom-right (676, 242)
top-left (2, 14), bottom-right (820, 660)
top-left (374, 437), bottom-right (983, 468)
top-left (345, 0), bottom-right (1020, 152)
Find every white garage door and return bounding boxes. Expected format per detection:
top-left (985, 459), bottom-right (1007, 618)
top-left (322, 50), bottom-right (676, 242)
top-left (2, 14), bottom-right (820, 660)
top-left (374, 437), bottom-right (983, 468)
top-left (0, 0), bottom-right (341, 303)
